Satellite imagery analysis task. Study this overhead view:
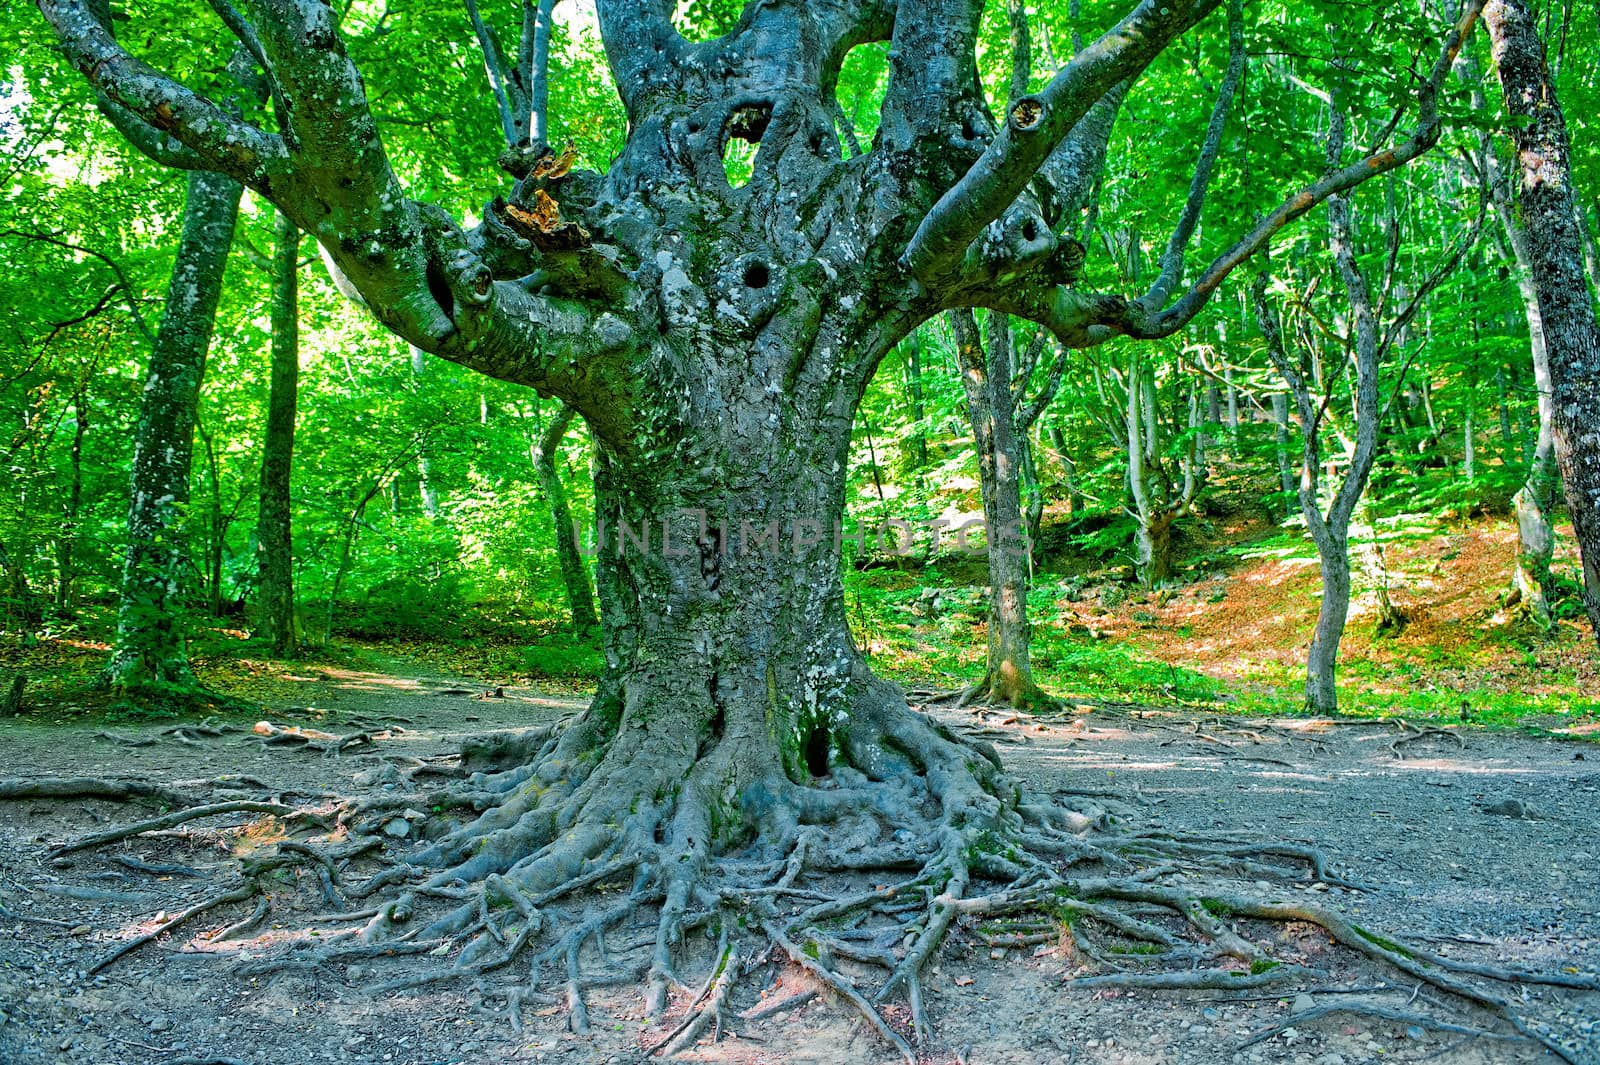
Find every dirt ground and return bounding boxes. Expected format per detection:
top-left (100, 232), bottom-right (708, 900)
top-left (0, 656), bottom-right (1596, 1065)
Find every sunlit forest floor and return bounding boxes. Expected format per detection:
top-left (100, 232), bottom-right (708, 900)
top-left (1, 646), bottom-right (1597, 1064)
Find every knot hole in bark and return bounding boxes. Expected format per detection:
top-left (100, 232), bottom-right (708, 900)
top-left (804, 723), bottom-right (830, 777)
top-left (742, 262), bottom-right (770, 289)
top-left (1009, 96), bottom-right (1045, 133)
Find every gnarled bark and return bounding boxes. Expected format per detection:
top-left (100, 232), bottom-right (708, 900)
top-left (32, 0), bottom-right (1505, 1041)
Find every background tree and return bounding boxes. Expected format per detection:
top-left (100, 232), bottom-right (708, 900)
top-left (1485, 0), bottom-right (1600, 644)
top-left (97, 166), bottom-right (241, 701)
top-left (948, 310), bottom-right (1064, 709)
top-left (253, 208), bottom-right (301, 656)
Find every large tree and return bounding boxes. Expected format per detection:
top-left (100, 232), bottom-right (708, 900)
top-left (36, 0), bottom-right (1507, 1046)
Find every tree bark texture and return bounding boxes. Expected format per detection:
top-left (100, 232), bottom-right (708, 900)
top-left (100, 168), bottom-right (240, 697)
top-left (255, 209), bottom-right (300, 655)
top-left (1486, 0), bottom-right (1600, 643)
top-left (30, 0), bottom-right (1501, 1027)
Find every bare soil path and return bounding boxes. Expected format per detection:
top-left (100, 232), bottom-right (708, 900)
top-left (0, 653), bottom-right (1595, 1065)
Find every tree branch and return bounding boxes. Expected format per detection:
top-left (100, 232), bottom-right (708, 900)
top-left (880, 0), bottom-right (983, 146)
top-left (1137, 0), bottom-right (1245, 313)
top-left (464, 0), bottom-right (520, 146)
top-left (519, 0), bottom-right (557, 142)
top-left (900, 0), bottom-right (1223, 281)
top-left (1017, 341), bottom-right (1068, 432)
top-left (1006, 0), bottom-right (1031, 104)
top-left (1, 229), bottom-right (156, 345)
top-left (593, 0), bottom-right (681, 123)
top-left (1114, 0), bottom-right (1486, 340)
top-left (36, 0), bottom-right (286, 182)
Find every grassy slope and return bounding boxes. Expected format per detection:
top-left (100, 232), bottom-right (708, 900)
top-left (849, 500), bottom-right (1600, 732)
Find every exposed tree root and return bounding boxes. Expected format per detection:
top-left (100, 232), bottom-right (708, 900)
top-left (0, 776), bottom-right (197, 806)
top-left (55, 799), bottom-right (323, 855)
top-left (90, 880), bottom-right (259, 972)
top-left (6, 698), bottom-right (1595, 1064)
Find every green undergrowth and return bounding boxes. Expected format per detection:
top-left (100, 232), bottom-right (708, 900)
top-left (842, 510), bottom-right (1600, 738)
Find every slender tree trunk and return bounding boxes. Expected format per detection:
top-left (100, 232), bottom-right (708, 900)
top-left (1048, 422), bottom-right (1084, 514)
top-left (1486, 0), bottom-right (1600, 642)
top-left (1495, 363), bottom-right (1513, 453)
top-left (1579, 203), bottom-right (1600, 296)
top-left (55, 386), bottom-right (88, 614)
top-left (99, 168), bottom-right (241, 699)
top-left (902, 329), bottom-right (928, 471)
top-left (198, 420), bottom-right (224, 617)
top-left (1272, 392), bottom-right (1295, 520)
top-left (950, 312), bottom-right (1049, 709)
top-left (1019, 430), bottom-right (1044, 555)
top-left (1304, 527), bottom-right (1350, 714)
top-left (1182, 381), bottom-right (1204, 501)
top-left (1125, 359), bottom-right (1178, 585)
top-left (255, 210), bottom-right (301, 655)
top-left (533, 404), bottom-right (599, 632)
top-left (410, 345), bottom-right (441, 518)
top-left (1255, 142), bottom-right (1389, 713)
top-left (0, 539), bottom-right (40, 632)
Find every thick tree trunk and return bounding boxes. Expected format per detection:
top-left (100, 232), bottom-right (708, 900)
top-left (99, 169), bottom-right (240, 699)
top-left (1135, 514), bottom-right (1176, 585)
top-left (1487, 0), bottom-right (1600, 643)
top-left (255, 210), bottom-right (300, 655)
top-left (532, 404), bottom-right (598, 632)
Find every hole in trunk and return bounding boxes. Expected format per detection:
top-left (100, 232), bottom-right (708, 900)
top-left (804, 724), bottom-right (830, 777)
top-left (721, 103), bottom-right (771, 190)
top-left (425, 259), bottom-right (455, 323)
top-left (742, 262), bottom-right (770, 289)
